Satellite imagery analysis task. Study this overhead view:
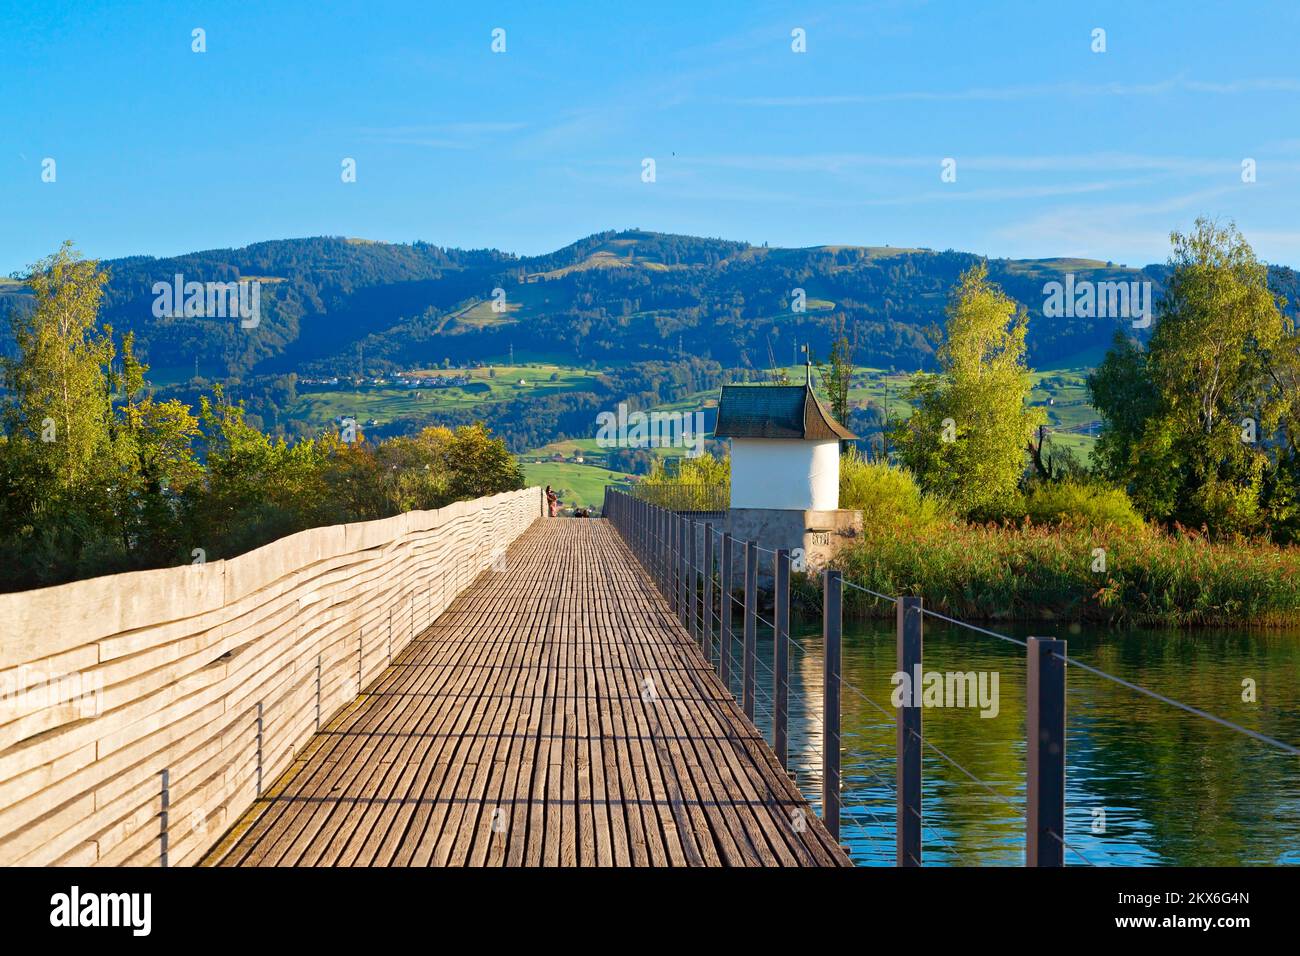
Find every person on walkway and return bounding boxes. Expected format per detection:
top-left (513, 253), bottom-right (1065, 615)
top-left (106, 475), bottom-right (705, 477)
top-left (545, 486), bottom-right (559, 517)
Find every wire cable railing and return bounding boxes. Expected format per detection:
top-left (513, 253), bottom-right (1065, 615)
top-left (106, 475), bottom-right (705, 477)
top-left (602, 487), bottom-right (1294, 868)
top-left (626, 490), bottom-right (1024, 864)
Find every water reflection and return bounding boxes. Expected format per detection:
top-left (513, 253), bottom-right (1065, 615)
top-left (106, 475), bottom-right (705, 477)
top-left (727, 617), bottom-right (1300, 866)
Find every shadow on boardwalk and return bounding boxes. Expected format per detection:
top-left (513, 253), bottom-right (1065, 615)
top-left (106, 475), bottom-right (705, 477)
top-left (204, 518), bottom-right (850, 867)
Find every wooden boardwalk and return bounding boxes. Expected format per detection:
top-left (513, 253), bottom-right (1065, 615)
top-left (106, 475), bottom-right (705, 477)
top-left (204, 518), bottom-right (849, 867)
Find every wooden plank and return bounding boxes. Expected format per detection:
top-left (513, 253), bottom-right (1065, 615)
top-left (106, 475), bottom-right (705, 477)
top-left (206, 518), bottom-right (849, 868)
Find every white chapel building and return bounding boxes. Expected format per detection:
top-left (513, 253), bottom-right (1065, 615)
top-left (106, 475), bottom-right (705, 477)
top-left (713, 374), bottom-right (861, 568)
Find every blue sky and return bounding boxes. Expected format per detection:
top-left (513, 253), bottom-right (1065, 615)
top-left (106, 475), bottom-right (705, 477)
top-left (3, 0), bottom-right (1300, 274)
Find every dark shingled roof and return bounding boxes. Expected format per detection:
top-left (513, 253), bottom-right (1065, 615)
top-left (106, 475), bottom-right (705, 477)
top-left (714, 383), bottom-right (856, 441)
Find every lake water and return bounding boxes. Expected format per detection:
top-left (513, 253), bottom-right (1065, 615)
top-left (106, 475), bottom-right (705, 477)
top-left (718, 616), bottom-right (1300, 866)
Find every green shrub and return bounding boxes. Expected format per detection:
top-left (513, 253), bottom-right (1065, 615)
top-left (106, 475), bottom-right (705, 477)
top-left (640, 452), bottom-right (730, 487)
top-left (829, 518), bottom-right (1300, 627)
top-left (1023, 480), bottom-right (1146, 534)
top-left (839, 451), bottom-right (944, 529)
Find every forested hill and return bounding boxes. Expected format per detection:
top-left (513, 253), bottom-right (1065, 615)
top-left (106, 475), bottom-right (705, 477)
top-left (5, 230), bottom-right (1297, 384)
top-left (89, 237), bottom-right (516, 381)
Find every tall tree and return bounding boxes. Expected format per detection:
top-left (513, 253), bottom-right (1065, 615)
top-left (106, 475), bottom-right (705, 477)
top-left (819, 315), bottom-right (857, 427)
top-left (1, 242), bottom-right (114, 497)
top-left (892, 263), bottom-right (1042, 516)
top-left (0, 243), bottom-right (118, 583)
top-left (1090, 219), bottom-right (1298, 536)
top-left (106, 332), bottom-right (203, 560)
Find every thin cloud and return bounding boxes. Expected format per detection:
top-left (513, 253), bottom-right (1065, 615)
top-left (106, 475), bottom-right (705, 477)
top-left (859, 179), bottom-right (1157, 205)
top-left (676, 152), bottom-right (1300, 177)
top-left (992, 185), bottom-right (1251, 262)
top-left (354, 122), bottom-right (527, 149)
top-left (726, 76), bottom-right (1300, 107)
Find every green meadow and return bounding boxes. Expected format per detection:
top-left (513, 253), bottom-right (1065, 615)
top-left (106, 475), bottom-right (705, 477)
top-left (839, 363), bottom-right (1098, 462)
top-left (287, 363), bottom-right (599, 428)
top-left (513, 360), bottom-right (1101, 506)
top-left (523, 461), bottom-right (628, 509)
top-left (279, 355), bottom-right (1100, 504)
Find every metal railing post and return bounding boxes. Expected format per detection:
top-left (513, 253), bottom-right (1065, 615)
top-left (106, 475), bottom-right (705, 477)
top-left (897, 595), bottom-right (923, 867)
top-left (688, 521), bottom-right (699, 643)
top-left (823, 569), bottom-right (842, 842)
top-left (159, 768), bottom-right (170, 868)
top-left (668, 512), bottom-right (677, 612)
top-left (667, 509), bottom-right (674, 602)
top-left (742, 540), bottom-right (758, 721)
top-left (774, 548), bottom-right (790, 770)
top-left (664, 507), bottom-right (670, 597)
top-left (650, 504), bottom-right (658, 587)
top-left (1026, 637), bottom-right (1067, 867)
top-left (675, 513), bottom-right (684, 616)
top-left (655, 512), bottom-right (665, 595)
top-left (702, 523), bottom-right (714, 663)
top-left (719, 532), bottom-right (734, 688)
top-left (677, 515), bottom-right (688, 626)
top-left (256, 701), bottom-right (264, 797)
top-left (647, 503), bottom-right (654, 584)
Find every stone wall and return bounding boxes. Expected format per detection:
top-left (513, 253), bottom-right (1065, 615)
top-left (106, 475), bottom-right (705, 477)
top-left (726, 507), bottom-right (862, 571)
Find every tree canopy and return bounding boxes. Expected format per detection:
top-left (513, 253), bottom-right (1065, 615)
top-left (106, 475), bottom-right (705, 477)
top-left (0, 245), bottom-right (524, 591)
top-left (1089, 219), bottom-right (1300, 539)
top-left (891, 263), bottom-right (1042, 517)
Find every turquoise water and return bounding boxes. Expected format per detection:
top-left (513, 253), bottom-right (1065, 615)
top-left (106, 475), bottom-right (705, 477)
top-left (717, 616), bottom-right (1300, 866)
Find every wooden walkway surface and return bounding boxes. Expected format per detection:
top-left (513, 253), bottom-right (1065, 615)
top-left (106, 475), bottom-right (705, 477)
top-left (204, 518), bottom-right (850, 867)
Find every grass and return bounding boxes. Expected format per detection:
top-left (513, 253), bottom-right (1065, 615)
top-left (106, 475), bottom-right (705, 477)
top-left (1001, 258), bottom-right (1136, 275)
top-left (287, 364), bottom-right (599, 428)
top-left (518, 386), bottom-right (719, 468)
top-left (825, 451), bottom-right (1299, 628)
top-left (1037, 344), bottom-right (1113, 372)
top-left (527, 437), bottom-right (609, 459)
top-left (839, 364), bottom-right (1099, 462)
top-left (525, 436), bottom-right (686, 462)
top-left (445, 283), bottom-right (576, 330)
top-left (529, 249), bottom-right (672, 280)
top-left (514, 383), bottom-right (724, 505)
top-left (523, 462), bottom-right (628, 509)
top-left (830, 520), bottom-right (1300, 628)
top-left (445, 299), bottom-right (521, 328)
top-left (514, 379), bottom-right (727, 505)
top-left (644, 388), bottom-right (717, 415)
top-left (285, 361), bottom-right (715, 496)
top-left (526, 437), bottom-right (696, 462)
